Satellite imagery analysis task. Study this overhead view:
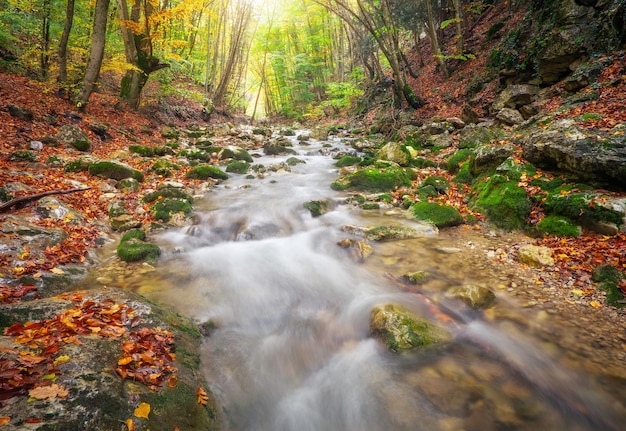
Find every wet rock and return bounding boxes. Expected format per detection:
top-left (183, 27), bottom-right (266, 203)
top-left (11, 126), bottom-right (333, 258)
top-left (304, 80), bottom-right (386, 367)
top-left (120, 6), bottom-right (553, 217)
top-left (518, 245), bottom-right (555, 267)
top-left (7, 103), bottom-right (34, 121)
top-left (370, 304), bottom-right (452, 352)
top-left (447, 284), bottom-right (496, 309)
top-left (0, 217), bottom-right (68, 247)
top-left (110, 214), bottom-right (141, 231)
top-left (304, 200), bottom-right (333, 217)
top-left (403, 271), bottom-right (430, 284)
top-left (376, 142), bottom-right (411, 166)
top-left (56, 124), bottom-right (91, 151)
top-left (361, 224), bottom-right (435, 241)
top-left (337, 238), bottom-right (374, 262)
top-left (264, 138), bottom-right (294, 155)
top-left (35, 197), bottom-right (84, 224)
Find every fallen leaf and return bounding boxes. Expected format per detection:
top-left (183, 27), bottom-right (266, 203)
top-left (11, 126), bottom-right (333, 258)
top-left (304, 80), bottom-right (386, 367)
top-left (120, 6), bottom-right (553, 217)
top-left (126, 418), bottom-right (136, 431)
top-left (53, 355), bottom-right (70, 366)
top-left (197, 387), bottom-right (209, 405)
top-left (0, 417), bottom-right (10, 426)
top-left (118, 356), bottom-right (133, 366)
top-left (28, 384), bottom-right (69, 400)
top-left (50, 268), bottom-right (65, 275)
top-left (590, 301), bottom-right (602, 308)
top-left (133, 402), bottom-right (151, 419)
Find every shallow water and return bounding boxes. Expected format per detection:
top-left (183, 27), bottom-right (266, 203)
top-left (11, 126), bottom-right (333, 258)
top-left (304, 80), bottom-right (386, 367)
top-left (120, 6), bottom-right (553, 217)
top-left (129, 131), bottom-right (625, 431)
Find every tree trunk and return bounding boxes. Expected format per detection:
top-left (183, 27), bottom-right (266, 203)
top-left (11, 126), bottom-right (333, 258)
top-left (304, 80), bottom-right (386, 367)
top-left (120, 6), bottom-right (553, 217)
top-left (57, 0), bottom-right (76, 88)
top-left (76, 0), bottom-right (110, 110)
top-left (425, 0), bottom-right (448, 77)
top-left (453, 0), bottom-right (464, 53)
top-left (40, 0), bottom-right (51, 78)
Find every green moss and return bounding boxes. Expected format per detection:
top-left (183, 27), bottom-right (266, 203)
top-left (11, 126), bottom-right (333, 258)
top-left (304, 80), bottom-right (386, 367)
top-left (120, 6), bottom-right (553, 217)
top-left (419, 176), bottom-right (450, 194)
top-left (335, 156), bottom-right (362, 167)
top-left (178, 150), bottom-right (211, 162)
top-left (233, 148), bottom-right (253, 162)
top-left (64, 159), bottom-right (90, 173)
top-left (225, 160), bottom-right (250, 174)
top-left (70, 138), bottom-right (90, 152)
top-left (411, 201), bottom-right (464, 228)
top-left (304, 200), bottom-right (331, 217)
top-left (417, 185), bottom-right (438, 199)
top-left (150, 159), bottom-right (179, 177)
top-left (529, 176), bottom-right (564, 192)
top-left (536, 215), bottom-right (580, 237)
top-left (592, 265), bottom-right (625, 308)
top-left (346, 194), bottom-right (366, 204)
top-left (128, 145), bottom-right (155, 157)
top-left (143, 188), bottom-right (193, 204)
top-left (0, 187), bottom-right (12, 202)
top-left (88, 161), bottom-right (144, 182)
top-left (186, 165), bottom-right (229, 181)
top-left (459, 127), bottom-right (503, 149)
top-left (544, 192), bottom-right (623, 226)
top-left (496, 158), bottom-right (537, 181)
top-left (286, 157), bottom-right (305, 166)
top-left (121, 228), bottom-right (146, 242)
top-left (345, 166), bottom-right (411, 192)
top-left (410, 157), bottom-right (436, 169)
top-left (446, 149), bottom-right (473, 174)
top-left (150, 198), bottom-right (193, 222)
top-left (0, 312), bottom-right (15, 331)
top-left (361, 203), bottom-right (380, 210)
top-left (9, 150), bottom-right (38, 162)
top-left (453, 162), bottom-right (473, 184)
top-left (472, 175), bottom-right (531, 230)
top-left (117, 238), bottom-right (160, 262)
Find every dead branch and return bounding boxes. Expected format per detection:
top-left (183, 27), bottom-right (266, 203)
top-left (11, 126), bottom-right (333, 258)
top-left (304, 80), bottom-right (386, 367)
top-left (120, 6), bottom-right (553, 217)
top-left (0, 188), bottom-right (90, 213)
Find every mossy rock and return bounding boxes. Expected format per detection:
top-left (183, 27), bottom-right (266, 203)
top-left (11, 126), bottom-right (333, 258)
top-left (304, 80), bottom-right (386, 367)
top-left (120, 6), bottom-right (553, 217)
top-left (161, 126), bottom-right (180, 139)
top-left (362, 225), bottom-right (429, 241)
top-left (335, 156), bottom-right (362, 167)
top-left (64, 159), bottom-right (90, 173)
top-left (370, 304), bottom-right (452, 352)
top-left (115, 178), bottom-right (141, 193)
top-left (186, 165), bottom-right (229, 181)
top-left (544, 192), bottom-right (623, 227)
top-left (458, 126), bottom-right (503, 149)
top-left (143, 188), bottom-right (193, 204)
top-left (8, 150), bottom-right (38, 162)
top-left (536, 215), bottom-right (581, 237)
top-left (419, 176), bottom-right (450, 194)
top-left (446, 149), bottom-right (473, 174)
top-left (232, 148), bottom-right (254, 163)
top-left (121, 228), bottom-right (146, 242)
top-left (592, 265), bottom-right (625, 308)
top-left (150, 159), bottom-right (180, 177)
top-left (403, 271), bottom-right (430, 284)
top-left (178, 150), bottom-right (212, 162)
top-left (117, 238), bottom-right (161, 262)
top-left (225, 160), bottom-right (250, 174)
top-left (304, 200), bottom-right (332, 217)
top-left (410, 157), bottom-right (436, 168)
top-left (88, 161), bottom-right (144, 182)
top-left (495, 158), bottom-right (537, 182)
top-left (453, 162), bottom-right (473, 184)
top-left (411, 202), bottom-right (464, 228)
top-left (285, 157), bottom-right (305, 166)
top-left (343, 166), bottom-right (412, 192)
top-left (150, 198), bottom-right (193, 222)
top-left (471, 174), bottom-right (530, 230)
top-left (447, 285), bottom-right (496, 309)
top-left (0, 187), bottom-right (13, 203)
top-left (128, 145), bottom-right (155, 157)
top-left (416, 185), bottom-right (439, 199)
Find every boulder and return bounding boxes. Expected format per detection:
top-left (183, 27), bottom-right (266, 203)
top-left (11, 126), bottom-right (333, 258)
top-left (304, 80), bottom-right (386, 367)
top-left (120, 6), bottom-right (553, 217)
top-left (521, 121), bottom-right (626, 189)
top-left (518, 245), bottom-right (555, 267)
top-left (7, 104), bottom-right (34, 121)
top-left (496, 108), bottom-right (524, 126)
top-left (470, 144), bottom-right (516, 176)
top-left (447, 285), bottom-right (496, 309)
top-left (35, 197), bottom-right (84, 224)
top-left (461, 104), bottom-right (480, 124)
top-left (56, 124), bottom-right (91, 152)
top-left (370, 304), bottom-right (452, 352)
top-left (337, 238), bottom-right (374, 262)
top-left (491, 85), bottom-right (539, 113)
top-left (411, 202), bottom-right (464, 228)
top-left (88, 161), bottom-right (144, 182)
top-left (376, 142), bottom-right (411, 166)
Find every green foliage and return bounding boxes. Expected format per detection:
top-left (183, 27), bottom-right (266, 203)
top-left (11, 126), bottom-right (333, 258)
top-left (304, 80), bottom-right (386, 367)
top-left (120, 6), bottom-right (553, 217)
top-left (64, 160), bottom-right (90, 173)
top-left (472, 175), bottom-right (531, 230)
top-left (536, 215), bottom-right (580, 237)
top-left (411, 202), bottom-right (464, 228)
top-left (186, 165), bottom-right (228, 181)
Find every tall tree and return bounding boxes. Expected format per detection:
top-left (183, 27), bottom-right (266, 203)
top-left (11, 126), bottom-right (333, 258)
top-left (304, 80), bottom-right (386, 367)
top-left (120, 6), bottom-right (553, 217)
top-left (116, 0), bottom-right (169, 109)
top-left (77, 0), bottom-right (111, 109)
top-left (57, 0), bottom-right (76, 89)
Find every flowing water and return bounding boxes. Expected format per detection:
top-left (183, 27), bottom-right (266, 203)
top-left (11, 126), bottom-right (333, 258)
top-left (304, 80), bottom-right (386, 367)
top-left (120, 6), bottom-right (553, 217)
top-left (123, 131), bottom-right (625, 430)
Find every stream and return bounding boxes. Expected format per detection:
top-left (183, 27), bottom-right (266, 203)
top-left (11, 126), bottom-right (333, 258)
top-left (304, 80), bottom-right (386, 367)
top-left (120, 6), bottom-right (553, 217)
top-left (114, 130), bottom-right (625, 430)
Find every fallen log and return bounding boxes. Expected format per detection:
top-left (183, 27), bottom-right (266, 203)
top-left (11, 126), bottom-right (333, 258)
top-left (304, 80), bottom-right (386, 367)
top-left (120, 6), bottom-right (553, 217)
top-left (0, 187), bottom-right (90, 213)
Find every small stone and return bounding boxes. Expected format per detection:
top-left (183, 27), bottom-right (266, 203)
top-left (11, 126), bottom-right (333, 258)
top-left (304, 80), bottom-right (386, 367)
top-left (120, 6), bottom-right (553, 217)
top-left (518, 245), bottom-right (555, 267)
top-left (28, 141), bottom-right (44, 151)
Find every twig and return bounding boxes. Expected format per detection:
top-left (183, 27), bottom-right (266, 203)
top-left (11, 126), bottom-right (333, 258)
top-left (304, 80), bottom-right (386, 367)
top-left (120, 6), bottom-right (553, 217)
top-left (0, 188), bottom-right (90, 213)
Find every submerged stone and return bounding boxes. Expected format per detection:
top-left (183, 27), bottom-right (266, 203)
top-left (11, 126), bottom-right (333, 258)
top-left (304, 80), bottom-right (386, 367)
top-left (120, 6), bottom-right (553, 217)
top-left (447, 284), bottom-right (496, 309)
top-left (370, 304), bottom-right (452, 352)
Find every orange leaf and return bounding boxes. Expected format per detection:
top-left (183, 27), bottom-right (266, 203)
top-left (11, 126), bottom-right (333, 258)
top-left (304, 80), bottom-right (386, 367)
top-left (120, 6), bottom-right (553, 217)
top-left (28, 384), bottom-right (69, 400)
top-left (118, 356), bottom-right (133, 366)
top-left (126, 418), bottom-right (136, 431)
top-left (0, 417), bottom-right (10, 426)
top-left (197, 387), bottom-right (209, 405)
top-left (133, 402), bottom-right (151, 419)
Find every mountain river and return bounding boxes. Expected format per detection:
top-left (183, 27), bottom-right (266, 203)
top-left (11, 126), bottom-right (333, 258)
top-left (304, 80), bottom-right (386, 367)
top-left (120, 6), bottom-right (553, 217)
top-left (106, 130), bottom-right (626, 431)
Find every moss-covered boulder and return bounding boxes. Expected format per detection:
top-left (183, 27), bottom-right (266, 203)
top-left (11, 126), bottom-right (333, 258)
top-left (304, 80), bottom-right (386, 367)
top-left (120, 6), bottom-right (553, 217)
top-left (8, 150), bottom-right (38, 162)
top-left (370, 304), bottom-right (452, 352)
top-left (543, 192), bottom-right (623, 230)
top-left (470, 144), bottom-right (515, 176)
top-left (361, 224), bottom-right (433, 241)
top-left (536, 215), bottom-right (581, 237)
top-left (231, 147), bottom-right (254, 163)
top-left (335, 155), bottom-right (362, 167)
top-left (334, 166), bottom-right (412, 192)
top-left (225, 160), bottom-right (250, 174)
top-left (161, 126), bottom-right (180, 139)
top-left (447, 285), bottom-right (496, 309)
top-left (89, 161), bottom-right (144, 182)
top-left (304, 200), bottom-right (332, 217)
top-left (471, 174), bottom-right (530, 230)
top-left (56, 124), bottom-right (91, 152)
top-left (117, 229), bottom-right (161, 262)
top-left (186, 165), bottom-right (229, 181)
top-left (419, 176), bottom-right (450, 194)
top-left (446, 149), bottom-right (473, 174)
top-left (376, 142), bottom-right (411, 166)
top-left (143, 188), bottom-right (193, 204)
top-left (411, 202), bottom-right (464, 228)
top-left (150, 198), bottom-right (193, 222)
top-left (286, 157), bottom-right (305, 166)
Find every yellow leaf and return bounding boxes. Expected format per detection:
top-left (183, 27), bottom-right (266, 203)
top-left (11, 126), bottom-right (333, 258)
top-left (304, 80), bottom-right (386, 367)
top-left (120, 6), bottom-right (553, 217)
top-left (33, 272), bottom-right (43, 278)
top-left (570, 289), bottom-right (584, 296)
top-left (126, 418), bottom-right (136, 431)
top-left (590, 301), bottom-right (602, 308)
top-left (53, 355), bottom-right (70, 366)
top-left (118, 356), bottom-right (133, 366)
top-left (50, 268), bottom-right (65, 275)
top-left (134, 402), bottom-right (151, 419)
